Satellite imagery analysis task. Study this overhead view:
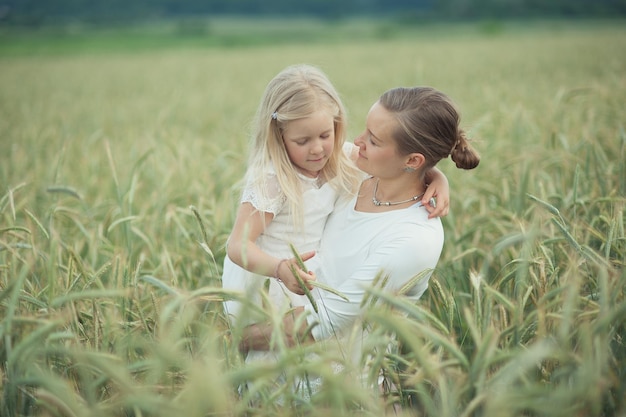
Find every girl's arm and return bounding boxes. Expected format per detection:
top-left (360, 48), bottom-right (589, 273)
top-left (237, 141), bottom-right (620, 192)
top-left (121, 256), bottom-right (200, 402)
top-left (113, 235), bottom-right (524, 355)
top-left (422, 167), bottom-right (450, 218)
top-left (226, 202), bottom-right (314, 295)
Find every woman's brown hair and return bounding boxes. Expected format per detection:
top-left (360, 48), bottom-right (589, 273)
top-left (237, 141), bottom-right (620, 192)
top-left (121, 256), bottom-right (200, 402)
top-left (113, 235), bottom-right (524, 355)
top-left (379, 87), bottom-right (480, 171)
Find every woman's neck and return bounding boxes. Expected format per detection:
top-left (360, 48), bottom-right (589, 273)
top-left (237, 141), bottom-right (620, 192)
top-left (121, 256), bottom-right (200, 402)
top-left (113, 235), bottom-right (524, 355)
top-left (355, 176), bottom-right (425, 212)
top-left (374, 177), bottom-right (425, 203)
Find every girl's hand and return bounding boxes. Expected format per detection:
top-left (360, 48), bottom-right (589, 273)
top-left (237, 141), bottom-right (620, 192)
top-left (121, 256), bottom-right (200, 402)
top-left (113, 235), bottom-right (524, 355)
top-left (422, 167), bottom-right (450, 219)
top-left (275, 251), bottom-right (316, 294)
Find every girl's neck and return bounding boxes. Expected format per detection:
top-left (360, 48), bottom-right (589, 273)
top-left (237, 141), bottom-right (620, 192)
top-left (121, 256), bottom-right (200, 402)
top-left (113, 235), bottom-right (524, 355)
top-left (296, 167), bottom-right (321, 179)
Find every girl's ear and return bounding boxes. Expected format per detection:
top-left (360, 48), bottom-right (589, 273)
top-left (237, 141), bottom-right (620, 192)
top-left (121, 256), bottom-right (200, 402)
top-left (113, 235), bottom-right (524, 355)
top-left (406, 153), bottom-right (426, 171)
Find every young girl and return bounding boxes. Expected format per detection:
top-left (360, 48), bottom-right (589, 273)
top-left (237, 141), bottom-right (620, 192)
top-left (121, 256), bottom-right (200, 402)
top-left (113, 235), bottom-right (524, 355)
top-left (222, 64), bottom-right (362, 328)
top-left (222, 64), bottom-right (449, 336)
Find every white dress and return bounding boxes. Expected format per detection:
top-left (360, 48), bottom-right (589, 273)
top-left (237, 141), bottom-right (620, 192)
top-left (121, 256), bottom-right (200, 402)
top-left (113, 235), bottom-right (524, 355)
top-left (222, 142), bottom-right (358, 326)
top-left (222, 169), bottom-right (339, 326)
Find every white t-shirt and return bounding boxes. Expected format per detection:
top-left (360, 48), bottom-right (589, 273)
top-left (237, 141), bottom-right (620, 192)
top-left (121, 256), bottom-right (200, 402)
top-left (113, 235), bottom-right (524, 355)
top-left (304, 193), bottom-right (444, 341)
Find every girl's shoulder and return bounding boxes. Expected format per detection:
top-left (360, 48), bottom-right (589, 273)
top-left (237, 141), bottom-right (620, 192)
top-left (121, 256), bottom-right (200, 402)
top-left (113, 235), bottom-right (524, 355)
top-left (242, 166), bottom-right (285, 214)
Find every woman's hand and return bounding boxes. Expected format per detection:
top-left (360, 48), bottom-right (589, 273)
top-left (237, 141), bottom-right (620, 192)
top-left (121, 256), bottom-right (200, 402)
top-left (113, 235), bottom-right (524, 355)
top-left (422, 167), bottom-right (450, 218)
top-left (275, 251), bottom-right (316, 294)
top-left (240, 306), bottom-right (313, 352)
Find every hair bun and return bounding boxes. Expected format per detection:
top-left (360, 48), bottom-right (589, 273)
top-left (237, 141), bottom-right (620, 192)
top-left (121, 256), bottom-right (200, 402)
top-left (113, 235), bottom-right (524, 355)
top-left (450, 131), bottom-right (480, 170)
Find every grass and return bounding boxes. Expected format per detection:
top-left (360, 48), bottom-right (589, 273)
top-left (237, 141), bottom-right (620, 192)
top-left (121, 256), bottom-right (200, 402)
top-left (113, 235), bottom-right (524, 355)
top-left (1, 18), bottom-right (625, 416)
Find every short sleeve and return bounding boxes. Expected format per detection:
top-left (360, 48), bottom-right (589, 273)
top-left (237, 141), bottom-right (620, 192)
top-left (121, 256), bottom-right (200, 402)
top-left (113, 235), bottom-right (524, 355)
top-left (241, 172), bottom-right (286, 215)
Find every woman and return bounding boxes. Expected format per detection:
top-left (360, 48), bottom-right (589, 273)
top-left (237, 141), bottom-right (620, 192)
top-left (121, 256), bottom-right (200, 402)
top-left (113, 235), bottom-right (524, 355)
top-left (240, 86), bottom-right (480, 350)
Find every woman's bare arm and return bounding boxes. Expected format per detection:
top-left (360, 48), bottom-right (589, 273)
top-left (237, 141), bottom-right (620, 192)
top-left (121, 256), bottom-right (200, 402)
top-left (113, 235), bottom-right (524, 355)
top-left (239, 307), bottom-right (314, 352)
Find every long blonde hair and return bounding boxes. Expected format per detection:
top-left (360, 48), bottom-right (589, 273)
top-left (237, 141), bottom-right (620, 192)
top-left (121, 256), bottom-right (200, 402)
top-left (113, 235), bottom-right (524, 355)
top-left (245, 64), bottom-right (361, 229)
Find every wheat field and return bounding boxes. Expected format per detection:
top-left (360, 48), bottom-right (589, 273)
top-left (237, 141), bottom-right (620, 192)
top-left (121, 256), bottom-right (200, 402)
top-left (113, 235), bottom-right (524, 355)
top-left (1, 20), bottom-right (625, 417)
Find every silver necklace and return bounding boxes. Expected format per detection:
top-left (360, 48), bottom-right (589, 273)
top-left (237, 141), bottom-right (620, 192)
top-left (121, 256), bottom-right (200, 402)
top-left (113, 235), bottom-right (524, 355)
top-left (372, 179), bottom-right (424, 206)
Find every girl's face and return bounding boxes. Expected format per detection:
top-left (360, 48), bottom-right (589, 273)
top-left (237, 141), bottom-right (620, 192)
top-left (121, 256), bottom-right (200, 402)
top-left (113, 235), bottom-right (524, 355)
top-left (354, 101), bottom-right (407, 178)
top-left (282, 109), bottom-right (335, 178)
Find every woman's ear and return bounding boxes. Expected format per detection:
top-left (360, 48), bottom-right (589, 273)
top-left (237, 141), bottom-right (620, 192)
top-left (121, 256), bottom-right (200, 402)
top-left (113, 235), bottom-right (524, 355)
top-left (405, 153), bottom-right (426, 171)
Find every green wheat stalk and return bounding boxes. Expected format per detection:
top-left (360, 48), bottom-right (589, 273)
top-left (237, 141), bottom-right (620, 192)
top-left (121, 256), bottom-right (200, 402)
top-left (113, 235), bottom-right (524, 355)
top-left (310, 281), bottom-right (349, 302)
top-left (288, 264), bottom-right (318, 313)
top-left (24, 209), bottom-right (50, 240)
top-left (288, 243), bottom-right (318, 313)
top-left (46, 186), bottom-right (82, 200)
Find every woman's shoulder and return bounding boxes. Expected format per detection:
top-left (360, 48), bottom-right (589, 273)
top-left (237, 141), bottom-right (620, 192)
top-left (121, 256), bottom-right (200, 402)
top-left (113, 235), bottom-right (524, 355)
top-left (374, 207), bottom-right (444, 243)
top-left (375, 213), bottom-right (444, 266)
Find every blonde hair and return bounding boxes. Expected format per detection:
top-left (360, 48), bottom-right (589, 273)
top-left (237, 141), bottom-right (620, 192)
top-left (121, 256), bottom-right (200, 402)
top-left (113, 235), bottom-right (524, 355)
top-left (379, 87), bottom-right (480, 174)
top-left (245, 64), bottom-right (361, 229)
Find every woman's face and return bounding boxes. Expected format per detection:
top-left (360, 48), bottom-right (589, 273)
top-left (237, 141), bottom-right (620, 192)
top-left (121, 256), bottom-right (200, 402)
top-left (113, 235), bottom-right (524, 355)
top-left (354, 101), bottom-right (407, 178)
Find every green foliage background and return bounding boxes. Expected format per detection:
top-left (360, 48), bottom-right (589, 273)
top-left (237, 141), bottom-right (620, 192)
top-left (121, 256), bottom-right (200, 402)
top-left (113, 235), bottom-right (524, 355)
top-left (3, 0), bottom-right (626, 25)
top-left (0, 19), bottom-right (625, 416)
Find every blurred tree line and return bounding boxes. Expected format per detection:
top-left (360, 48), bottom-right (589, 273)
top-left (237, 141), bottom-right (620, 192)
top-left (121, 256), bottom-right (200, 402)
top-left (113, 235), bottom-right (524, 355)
top-left (1, 0), bottom-right (625, 26)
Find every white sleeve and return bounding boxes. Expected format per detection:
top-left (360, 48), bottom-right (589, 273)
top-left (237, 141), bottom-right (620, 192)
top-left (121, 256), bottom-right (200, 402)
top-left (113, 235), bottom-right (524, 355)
top-left (306, 224), bottom-right (442, 341)
top-left (241, 172), bottom-right (286, 215)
